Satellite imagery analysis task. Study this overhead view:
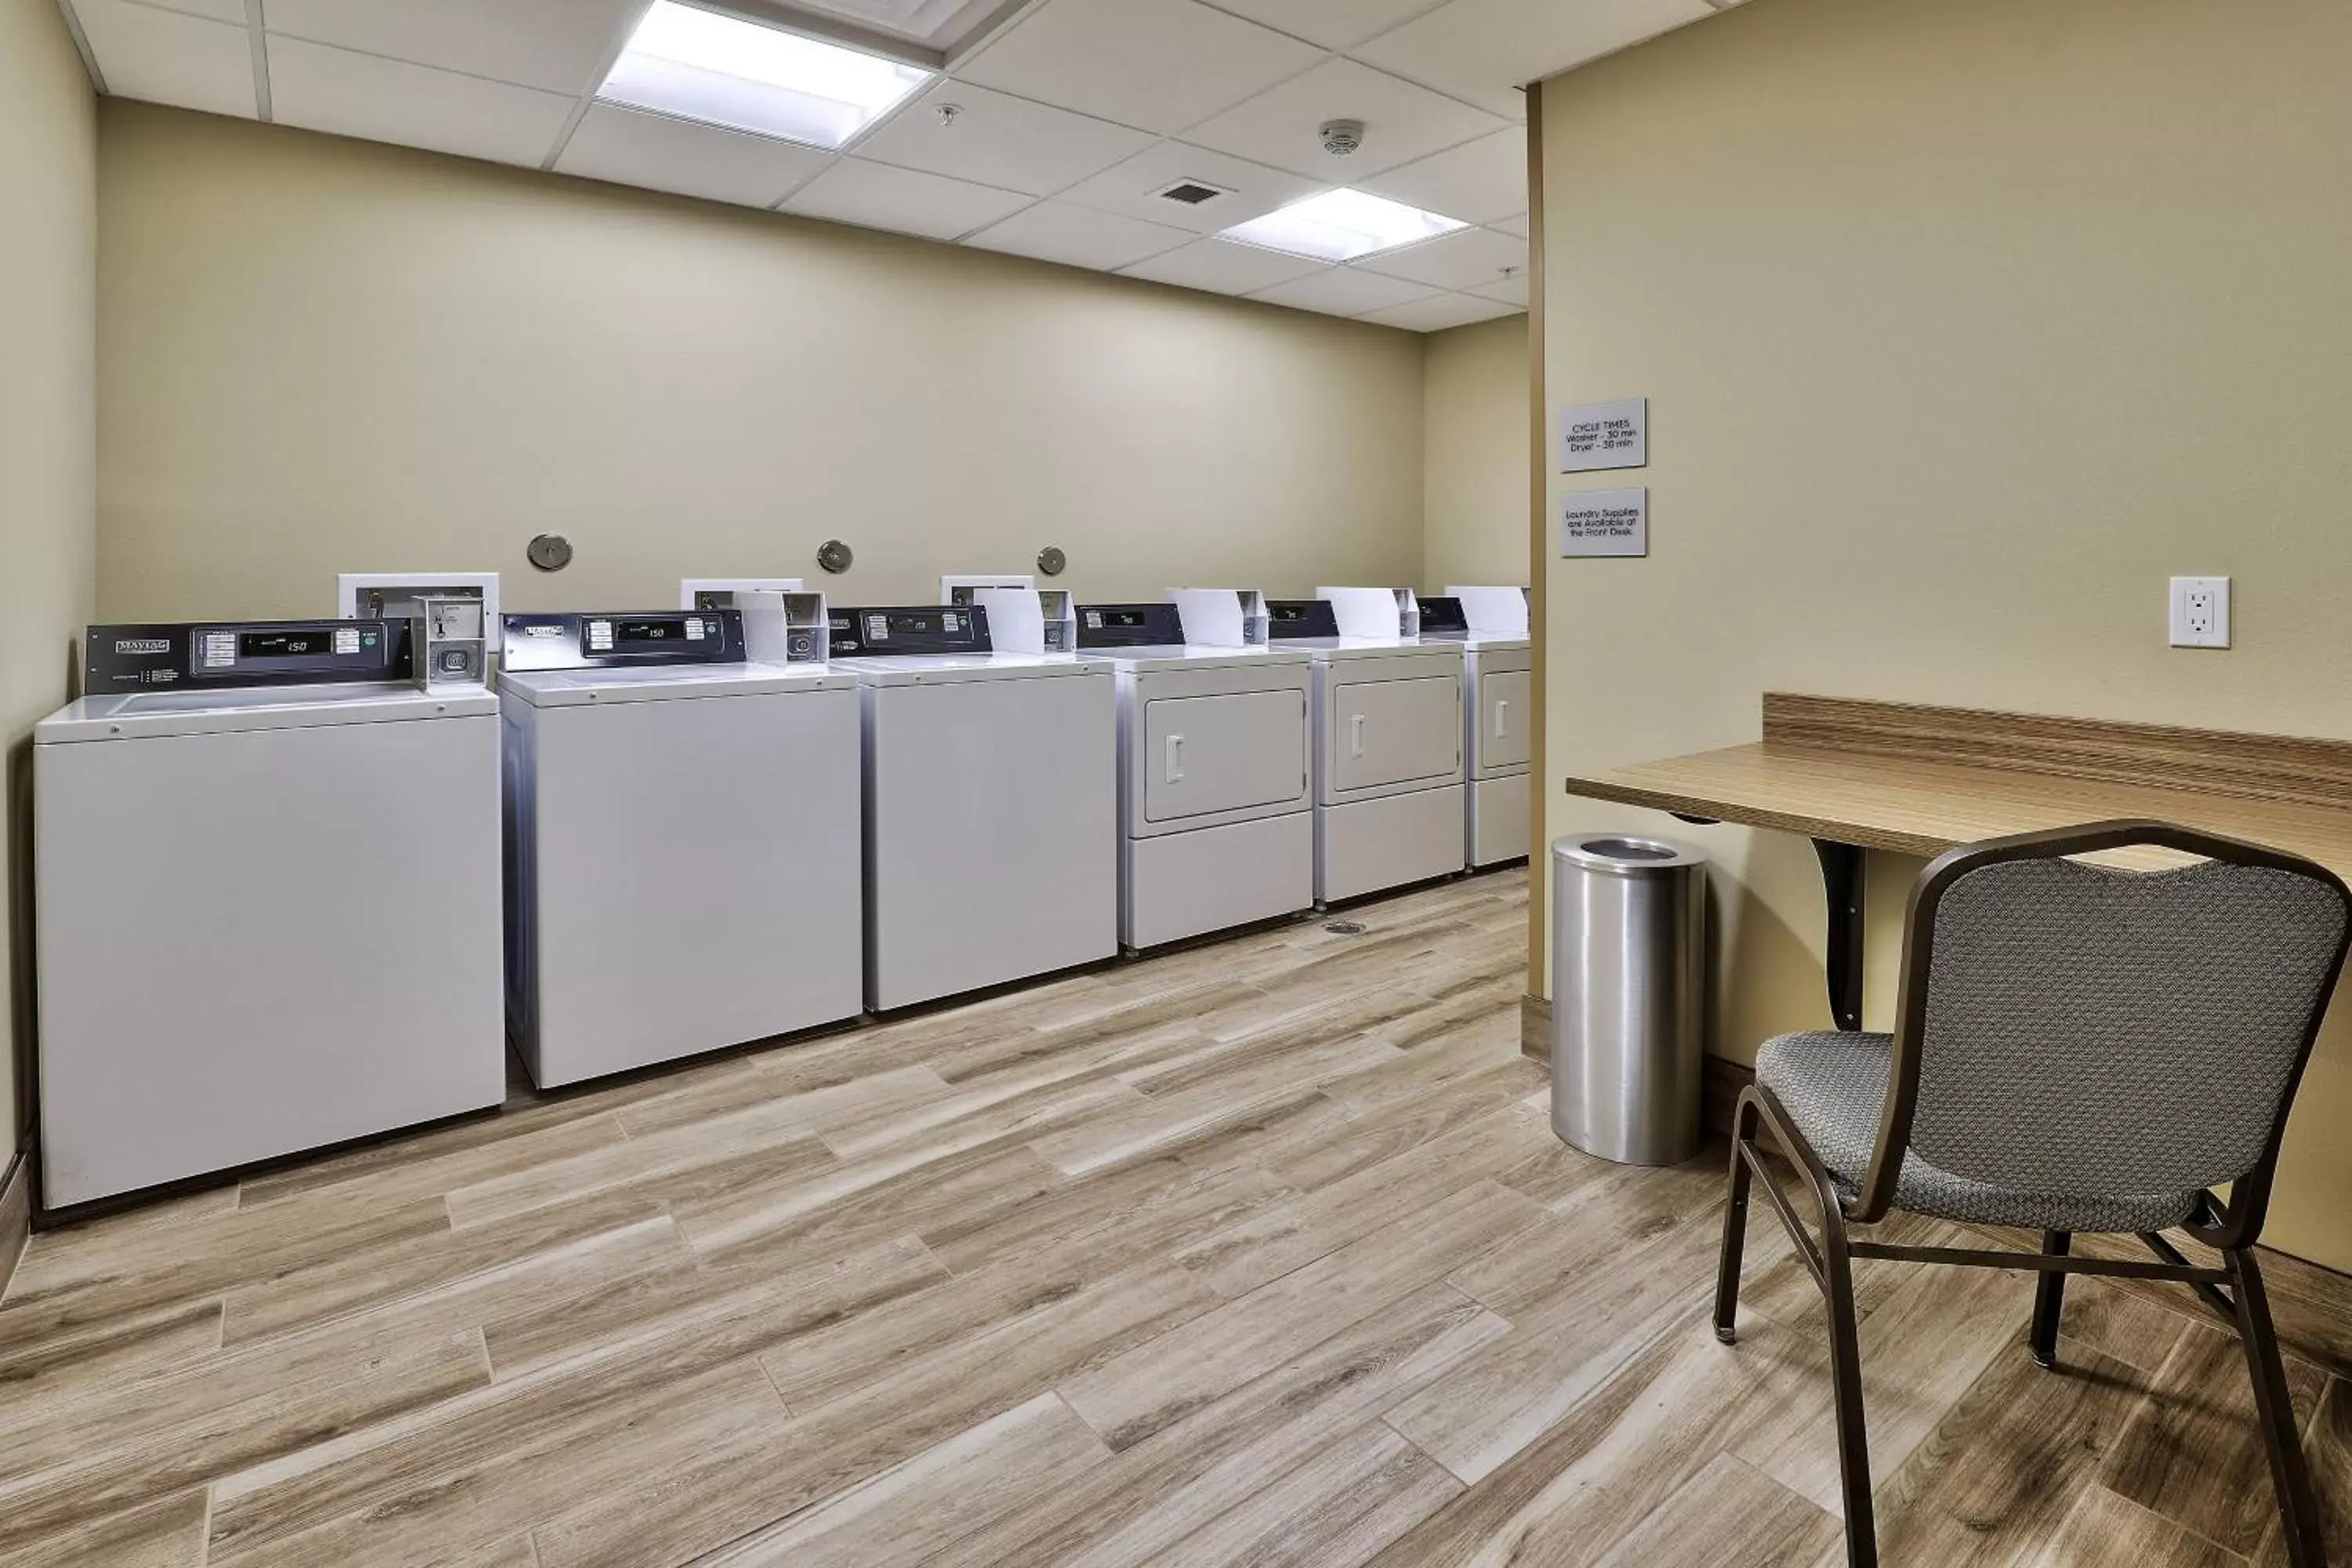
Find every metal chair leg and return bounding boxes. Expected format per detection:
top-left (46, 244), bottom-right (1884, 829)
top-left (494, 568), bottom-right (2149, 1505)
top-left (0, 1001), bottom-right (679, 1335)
top-left (2031, 1231), bottom-right (2071, 1370)
top-left (1823, 1207), bottom-right (1879, 1567)
top-left (2227, 1247), bottom-right (2328, 1568)
top-left (1714, 1091), bottom-right (1760, 1345)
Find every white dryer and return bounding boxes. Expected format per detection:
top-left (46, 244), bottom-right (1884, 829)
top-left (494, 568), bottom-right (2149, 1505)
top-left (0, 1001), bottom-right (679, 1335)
top-left (499, 606), bottom-right (862, 1088)
top-left (1266, 597), bottom-right (1468, 904)
top-left (34, 618), bottom-right (505, 1207)
top-left (829, 603), bottom-right (1117, 1010)
top-left (1069, 602), bottom-right (1313, 950)
top-left (1420, 591), bottom-right (1534, 866)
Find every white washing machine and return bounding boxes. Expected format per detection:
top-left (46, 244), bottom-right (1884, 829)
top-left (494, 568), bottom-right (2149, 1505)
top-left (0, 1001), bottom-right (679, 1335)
top-left (1420, 590), bottom-right (1534, 866)
top-left (499, 605), bottom-right (862, 1088)
top-left (828, 602), bottom-right (1117, 1011)
top-left (1266, 594), bottom-right (1468, 904)
top-left (34, 618), bottom-right (506, 1208)
top-left (1069, 601), bottom-right (1312, 950)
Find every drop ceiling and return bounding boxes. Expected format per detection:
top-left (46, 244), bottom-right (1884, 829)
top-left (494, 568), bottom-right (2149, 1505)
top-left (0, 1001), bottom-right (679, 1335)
top-left (56, 0), bottom-right (1746, 332)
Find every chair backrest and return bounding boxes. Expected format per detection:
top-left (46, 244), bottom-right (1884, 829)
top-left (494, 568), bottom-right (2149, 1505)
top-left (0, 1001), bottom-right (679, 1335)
top-left (1890, 823), bottom-right (2349, 1219)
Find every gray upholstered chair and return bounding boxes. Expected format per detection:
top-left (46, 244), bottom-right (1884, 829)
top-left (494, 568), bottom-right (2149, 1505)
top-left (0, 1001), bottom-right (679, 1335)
top-left (1713, 821), bottom-right (2350, 1568)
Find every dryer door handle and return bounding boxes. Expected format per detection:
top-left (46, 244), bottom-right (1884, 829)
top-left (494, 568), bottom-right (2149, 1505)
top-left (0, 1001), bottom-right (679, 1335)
top-left (1349, 714), bottom-right (1367, 759)
top-left (1164, 734), bottom-right (1185, 783)
top-left (1494, 699), bottom-right (1509, 740)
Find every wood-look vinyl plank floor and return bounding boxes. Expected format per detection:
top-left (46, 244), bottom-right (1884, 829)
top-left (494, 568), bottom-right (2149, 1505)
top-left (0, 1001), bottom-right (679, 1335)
top-left (7, 868), bottom-right (2352, 1568)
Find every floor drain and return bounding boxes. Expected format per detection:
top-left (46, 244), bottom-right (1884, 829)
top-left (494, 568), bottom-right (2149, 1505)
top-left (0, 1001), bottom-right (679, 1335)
top-left (1323, 920), bottom-right (1367, 935)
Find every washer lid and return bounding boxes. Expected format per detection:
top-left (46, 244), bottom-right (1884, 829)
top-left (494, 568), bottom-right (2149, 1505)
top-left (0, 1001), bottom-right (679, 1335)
top-left (36, 683), bottom-right (498, 742)
top-left (1305, 637), bottom-right (1466, 665)
top-left (1101, 644), bottom-right (1311, 674)
top-left (499, 661), bottom-right (854, 707)
top-left (832, 652), bottom-right (1112, 686)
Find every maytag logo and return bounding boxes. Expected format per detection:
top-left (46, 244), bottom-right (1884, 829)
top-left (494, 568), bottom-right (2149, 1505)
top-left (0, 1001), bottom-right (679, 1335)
top-left (114, 637), bottom-right (170, 655)
top-left (521, 624), bottom-right (564, 638)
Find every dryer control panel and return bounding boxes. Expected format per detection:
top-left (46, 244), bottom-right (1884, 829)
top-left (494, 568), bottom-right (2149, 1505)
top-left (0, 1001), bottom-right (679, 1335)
top-left (828, 605), bottom-right (993, 657)
top-left (1264, 600), bottom-right (1341, 641)
top-left (1076, 603), bottom-right (1185, 649)
top-left (500, 611), bottom-right (747, 672)
top-left (84, 619), bottom-right (410, 692)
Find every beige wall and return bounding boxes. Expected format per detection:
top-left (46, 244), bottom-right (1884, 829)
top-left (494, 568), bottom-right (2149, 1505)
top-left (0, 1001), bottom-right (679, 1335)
top-left (96, 103), bottom-right (1428, 619)
top-left (1421, 314), bottom-right (1530, 592)
top-left (1541, 0), bottom-right (2352, 1269)
top-left (1, 0), bottom-right (98, 1161)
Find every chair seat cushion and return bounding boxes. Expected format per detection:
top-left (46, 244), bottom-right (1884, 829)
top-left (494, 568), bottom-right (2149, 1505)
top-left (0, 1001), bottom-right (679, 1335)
top-left (1755, 1031), bottom-right (2203, 1234)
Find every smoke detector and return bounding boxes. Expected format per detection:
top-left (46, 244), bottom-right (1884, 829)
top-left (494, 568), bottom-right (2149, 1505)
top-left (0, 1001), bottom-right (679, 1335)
top-left (1319, 118), bottom-right (1365, 157)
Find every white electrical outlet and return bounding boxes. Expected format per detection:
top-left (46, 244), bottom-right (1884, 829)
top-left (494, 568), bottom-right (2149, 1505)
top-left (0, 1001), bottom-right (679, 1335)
top-left (2169, 576), bottom-right (2230, 648)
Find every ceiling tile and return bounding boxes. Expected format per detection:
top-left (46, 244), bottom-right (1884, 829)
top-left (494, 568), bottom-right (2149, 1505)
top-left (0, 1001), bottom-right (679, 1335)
top-left (1354, 223), bottom-right (1525, 291)
top-left (267, 36), bottom-right (579, 167)
top-left (955, 0), bottom-right (1325, 136)
top-left (1358, 125), bottom-right (1523, 223)
top-left (1491, 212), bottom-right (1527, 238)
top-left (1352, 0), bottom-right (1712, 119)
top-left (1359, 292), bottom-right (1519, 332)
top-left (1247, 266), bottom-right (1433, 318)
top-left (133, 0), bottom-right (247, 23)
top-left (260, 0), bottom-right (644, 96)
top-left (965, 199), bottom-right (1192, 271)
top-left (1200, 0), bottom-right (1444, 51)
top-left (852, 80), bottom-right (1153, 197)
top-left (1470, 271), bottom-right (1527, 306)
top-left (785, 158), bottom-right (1035, 241)
top-left (73, 0), bottom-right (256, 118)
top-left (1058, 142), bottom-right (1323, 234)
top-left (1119, 238), bottom-right (1323, 296)
top-left (1184, 57), bottom-right (1505, 180)
top-left (554, 104), bottom-right (833, 209)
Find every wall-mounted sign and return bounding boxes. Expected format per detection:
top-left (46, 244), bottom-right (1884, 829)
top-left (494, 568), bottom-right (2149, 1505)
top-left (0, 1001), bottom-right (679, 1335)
top-left (1557, 397), bottom-right (1646, 472)
top-left (1559, 488), bottom-right (1648, 557)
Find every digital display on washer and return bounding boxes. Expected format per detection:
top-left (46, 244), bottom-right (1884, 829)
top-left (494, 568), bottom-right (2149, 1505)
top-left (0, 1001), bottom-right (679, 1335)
top-left (239, 629), bottom-right (334, 659)
top-left (611, 616), bottom-right (706, 646)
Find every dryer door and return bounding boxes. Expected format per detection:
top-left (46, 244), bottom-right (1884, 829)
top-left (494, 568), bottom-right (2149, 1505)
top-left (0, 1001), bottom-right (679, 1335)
top-left (1144, 688), bottom-right (1309, 823)
top-left (1330, 673), bottom-right (1461, 794)
top-left (1479, 668), bottom-right (1534, 770)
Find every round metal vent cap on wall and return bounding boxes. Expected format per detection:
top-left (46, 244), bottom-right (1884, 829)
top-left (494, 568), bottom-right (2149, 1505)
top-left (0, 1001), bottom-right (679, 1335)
top-left (816, 539), bottom-right (854, 575)
top-left (1036, 546), bottom-right (1067, 577)
top-left (526, 534), bottom-right (572, 572)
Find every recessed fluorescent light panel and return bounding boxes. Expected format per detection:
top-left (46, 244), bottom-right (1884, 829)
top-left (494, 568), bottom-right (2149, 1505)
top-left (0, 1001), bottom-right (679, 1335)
top-left (598, 1), bottom-right (933, 151)
top-left (1217, 189), bottom-right (1466, 263)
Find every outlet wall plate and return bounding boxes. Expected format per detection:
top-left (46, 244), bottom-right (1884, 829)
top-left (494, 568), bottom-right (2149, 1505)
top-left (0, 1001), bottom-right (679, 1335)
top-left (2169, 575), bottom-right (2230, 648)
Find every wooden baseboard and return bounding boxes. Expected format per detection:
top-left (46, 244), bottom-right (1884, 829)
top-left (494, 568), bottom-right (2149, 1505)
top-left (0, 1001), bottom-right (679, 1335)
top-left (0, 1146), bottom-right (28, 1301)
top-left (1519, 993), bottom-right (1755, 1140)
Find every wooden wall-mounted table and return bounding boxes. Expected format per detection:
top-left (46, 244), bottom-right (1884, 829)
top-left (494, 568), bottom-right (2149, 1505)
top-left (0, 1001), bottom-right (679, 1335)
top-left (1562, 694), bottom-right (2352, 1030)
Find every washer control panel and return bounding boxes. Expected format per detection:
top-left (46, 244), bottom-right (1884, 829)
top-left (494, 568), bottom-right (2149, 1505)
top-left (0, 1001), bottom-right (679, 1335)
top-left (1264, 600), bottom-right (1341, 641)
top-left (85, 620), bottom-right (408, 691)
top-left (1416, 597), bottom-right (1469, 637)
top-left (500, 611), bottom-right (747, 671)
top-left (827, 605), bottom-right (993, 658)
top-left (1076, 603), bottom-right (1185, 649)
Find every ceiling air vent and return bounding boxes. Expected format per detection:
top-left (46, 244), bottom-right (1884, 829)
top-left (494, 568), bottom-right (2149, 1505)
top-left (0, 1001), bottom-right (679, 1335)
top-left (1156, 179), bottom-right (1235, 208)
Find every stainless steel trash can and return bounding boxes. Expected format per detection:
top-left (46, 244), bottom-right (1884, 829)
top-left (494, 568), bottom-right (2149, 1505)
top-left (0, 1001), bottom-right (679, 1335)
top-left (1551, 834), bottom-right (1708, 1165)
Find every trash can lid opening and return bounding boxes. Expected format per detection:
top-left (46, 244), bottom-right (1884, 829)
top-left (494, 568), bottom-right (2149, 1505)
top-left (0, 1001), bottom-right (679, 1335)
top-left (1552, 833), bottom-right (1708, 873)
top-left (1581, 837), bottom-right (1680, 861)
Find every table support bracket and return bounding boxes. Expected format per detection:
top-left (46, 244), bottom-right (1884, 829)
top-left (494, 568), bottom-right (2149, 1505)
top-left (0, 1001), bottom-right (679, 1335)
top-left (1813, 838), bottom-right (1865, 1032)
